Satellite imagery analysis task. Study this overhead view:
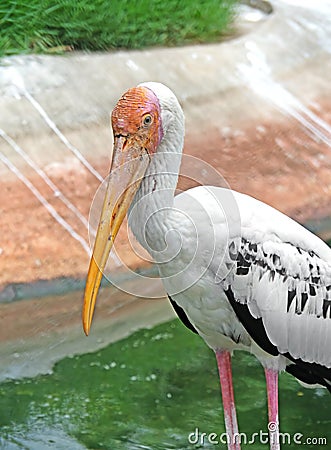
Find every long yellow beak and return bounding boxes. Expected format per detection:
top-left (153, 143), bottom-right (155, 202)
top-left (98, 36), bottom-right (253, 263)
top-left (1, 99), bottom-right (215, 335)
top-left (82, 136), bottom-right (150, 335)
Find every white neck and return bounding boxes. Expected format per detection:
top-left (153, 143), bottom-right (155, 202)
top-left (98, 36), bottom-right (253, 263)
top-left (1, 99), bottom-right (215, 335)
top-left (128, 110), bottom-right (184, 260)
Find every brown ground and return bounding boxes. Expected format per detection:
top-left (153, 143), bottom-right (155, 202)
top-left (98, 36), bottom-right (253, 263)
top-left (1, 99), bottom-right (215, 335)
top-left (1, 100), bottom-right (331, 291)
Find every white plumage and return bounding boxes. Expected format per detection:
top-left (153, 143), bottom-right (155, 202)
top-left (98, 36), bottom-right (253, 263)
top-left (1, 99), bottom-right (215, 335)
top-left (127, 83), bottom-right (331, 380)
top-left (83, 82), bottom-right (331, 450)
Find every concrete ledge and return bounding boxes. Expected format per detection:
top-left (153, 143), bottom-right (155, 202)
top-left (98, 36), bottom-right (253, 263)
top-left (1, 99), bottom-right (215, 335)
top-left (0, 0), bottom-right (331, 380)
top-left (0, 0), bottom-right (331, 288)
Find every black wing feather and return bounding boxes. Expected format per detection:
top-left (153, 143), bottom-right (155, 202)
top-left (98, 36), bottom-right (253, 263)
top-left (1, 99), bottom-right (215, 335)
top-left (168, 295), bottom-right (198, 335)
top-left (224, 238), bottom-right (331, 392)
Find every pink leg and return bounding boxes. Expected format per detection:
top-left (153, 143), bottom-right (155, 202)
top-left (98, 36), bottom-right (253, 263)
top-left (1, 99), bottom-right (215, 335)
top-left (215, 350), bottom-right (240, 450)
top-left (264, 368), bottom-right (280, 450)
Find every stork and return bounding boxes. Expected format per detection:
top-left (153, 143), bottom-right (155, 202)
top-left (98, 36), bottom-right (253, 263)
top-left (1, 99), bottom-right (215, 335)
top-left (82, 82), bottom-right (331, 450)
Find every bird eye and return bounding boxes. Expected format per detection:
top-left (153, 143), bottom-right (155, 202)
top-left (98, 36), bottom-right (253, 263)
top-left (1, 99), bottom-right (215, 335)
top-left (143, 114), bottom-right (153, 126)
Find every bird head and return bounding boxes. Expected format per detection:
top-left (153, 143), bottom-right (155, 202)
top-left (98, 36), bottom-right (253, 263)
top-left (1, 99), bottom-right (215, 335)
top-left (111, 85), bottom-right (163, 156)
top-left (82, 82), bottom-right (182, 335)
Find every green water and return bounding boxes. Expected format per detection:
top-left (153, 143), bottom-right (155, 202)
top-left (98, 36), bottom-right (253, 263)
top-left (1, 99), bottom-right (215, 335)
top-left (0, 319), bottom-right (329, 449)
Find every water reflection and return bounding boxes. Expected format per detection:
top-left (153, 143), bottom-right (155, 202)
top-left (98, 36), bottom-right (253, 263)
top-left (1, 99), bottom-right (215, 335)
top-left (0, 320), bottom-right (329, 450)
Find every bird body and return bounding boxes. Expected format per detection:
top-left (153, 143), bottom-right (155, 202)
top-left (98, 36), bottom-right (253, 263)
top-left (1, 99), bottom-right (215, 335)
top-left (125, 83), bottom-right (331, 383)
top-left (130, 175), bottom-right (331, 378)
top-left (83, 82), bottom-right (331, 450)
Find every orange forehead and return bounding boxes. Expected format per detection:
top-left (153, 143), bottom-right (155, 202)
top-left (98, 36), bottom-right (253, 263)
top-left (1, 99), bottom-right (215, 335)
top-left (111, 86), bottom-right (160, 134)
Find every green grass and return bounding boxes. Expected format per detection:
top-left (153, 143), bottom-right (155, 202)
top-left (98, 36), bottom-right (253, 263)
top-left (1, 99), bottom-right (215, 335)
top-left (0, 0), bottom-right (237, 57)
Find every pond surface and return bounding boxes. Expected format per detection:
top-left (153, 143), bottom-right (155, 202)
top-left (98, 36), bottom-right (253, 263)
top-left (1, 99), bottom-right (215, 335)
top-left (0, 319), bottom-right (329, 449)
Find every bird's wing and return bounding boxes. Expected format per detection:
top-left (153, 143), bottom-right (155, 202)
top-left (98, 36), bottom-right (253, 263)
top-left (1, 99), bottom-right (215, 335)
top-left (210, 188), bottom-right (331, 370)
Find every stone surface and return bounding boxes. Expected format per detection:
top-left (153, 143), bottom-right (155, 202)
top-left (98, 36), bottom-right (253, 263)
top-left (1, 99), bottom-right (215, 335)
top-left (1, 0), bottom-right (331, 289)
top-left (0, 0), bottom-right (331, 380)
